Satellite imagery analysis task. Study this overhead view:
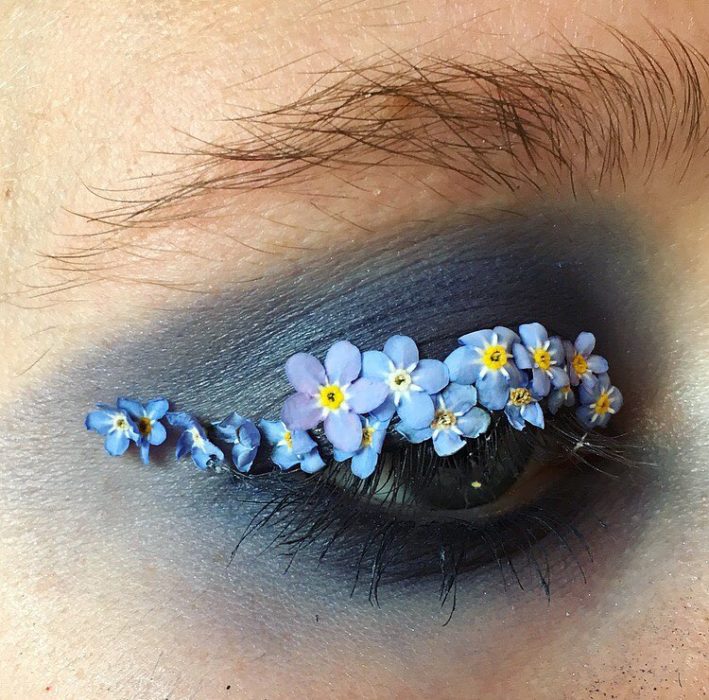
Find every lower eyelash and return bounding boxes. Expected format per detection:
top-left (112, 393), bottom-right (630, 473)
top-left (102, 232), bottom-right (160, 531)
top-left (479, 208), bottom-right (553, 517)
top-left (225, 415), bottom-right (639, 619)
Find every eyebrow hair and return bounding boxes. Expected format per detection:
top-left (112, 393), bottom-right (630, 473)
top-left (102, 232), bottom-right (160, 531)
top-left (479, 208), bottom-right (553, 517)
top-left (89, 26), bottom-right (707, 230)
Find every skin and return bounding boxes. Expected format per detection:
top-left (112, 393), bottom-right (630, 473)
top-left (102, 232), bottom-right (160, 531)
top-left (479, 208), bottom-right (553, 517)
top-left (1, 1), bottom-right (708, 698)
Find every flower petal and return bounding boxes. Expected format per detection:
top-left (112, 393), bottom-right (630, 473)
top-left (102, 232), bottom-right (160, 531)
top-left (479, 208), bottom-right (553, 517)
top-left (512, 343), bottom-right (533, 369)
top-left (291, 430), bottom-right (317, 456)
top-left (397, 392), bottom-right (434, 429)
top-left (300, 449), bottom-right (326, 473)
top-left (445, 346), bottom-right (480, 384)
top-left (139, 440), bottom-right (151, 464)
top-left (532, 368), bottom-right (550, 397)
top-left (191, 447), bottom-right (212, 470)
top-left (521, 401), bottom-right (545, 428)
top-left (493, 325), bottom-right (521, 348)
top-left (456, 407), bottom-right (491, 438)
top-left (347, 378), bottom-right (388, 414)
top-left (371, 396), bottom-right (396, 421)
top-left (576, 405), bottom-right (596, 429)
top-left (324, 410), bottom-right (362, 452)
top-left (548, 336), bottom-right (565, 364)
top-left (432, 430), bottom-right (466, 456)
top-left (233, 444), bottom-right (259, 473)
top-left (145, 398), bottom-right (169, 420)
top-left (549, 365), bottom-right (570, 388)
top-left (104, 430), bottom-right (131, 456)
top-left (586, 354), bottom-right (609, 373)
top-left (575, 332), bottom-right (596, 356)
top-left (609, 386), bottom-right (624, 411)
top-left (396, 423), bottom-right (432, 443)
top-left (85, 410), bottom-right (114, 435)
top-left (518, 322), bottom-right (547, 349)
top-left (281, 393), bottom-right (323, 430)
top-left (547, 389), bottom-right (564, 415)
top-left (148, 420), bottom-right (167, 446)
top-left (361, 350), bottom-right (391, 381)
top-left (166, 412), bottom-right (194, 429)
top-left (116, 397), bottom-right (146, 419)
top-left (458, 328), bottom-right (493, 349)
top-left (411, 359), bottom-right (449, 394)
top-left (351, 448), bottom-right (379, 479)
top-left (504, 404), bottom-right (526, 430)
top-left (271, 444), bottom-right (300, 469)
top-left (476, 372), bottom-right (509, 411)
top-left (285, 353), bottom-right (327, 394)
top-left (258, 418), bottom-right (286, 445)
top-left (383, 335), bottom-right (419, 368)
top-left (441, 382), bottom-right (478, 414)
top-left (238, 421), bottom-right (261, 450)
top-left (325, 340), bottom-right (361, 384)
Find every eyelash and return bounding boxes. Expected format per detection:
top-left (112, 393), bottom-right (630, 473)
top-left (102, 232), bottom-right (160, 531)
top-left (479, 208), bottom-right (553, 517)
top-left (227, 413), bottom-right (636, 620)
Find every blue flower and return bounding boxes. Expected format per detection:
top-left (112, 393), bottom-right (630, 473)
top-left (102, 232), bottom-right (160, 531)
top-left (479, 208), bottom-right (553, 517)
top-left (166, 412), bottom-right (224, 470)
top-left (361, 335), bottom-right (449, 429)
top-left (503, 378), bottom-right (545, 431)
top-left (576, 373), bottom-right (623, 429)
top-left (85, 403), bottom-right (139, 456)
top-left (333, 416), bottom-right (390, 479)
top-left (444, 326), bottom-right (521, 410)
top-left (512, 323), bottom-right (569, 397)
top-left (258, 419), bottom-right (325, 473)
top-left (213, 412), bottom-right (261, 473)
top-left (565, 333), bottom-right (610, 388)
top-left (547, 384), bottom-right (575, 415)
top-left (116, 397), bottom-right (169, 464)
top-left (397, 383), bottom-right (491, 457)
top-left (281, 340), bottom-right (388, 453)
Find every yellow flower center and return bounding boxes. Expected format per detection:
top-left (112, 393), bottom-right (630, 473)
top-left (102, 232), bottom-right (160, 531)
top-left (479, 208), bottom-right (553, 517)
top-left (482, 345), bottom-right (508, 370)
top-left (572, 353), bottom-right (588, 375)
top-left (319, 384), bottom-right (345, 410)
top-left (509, 387), bottom-right (533, 406)
top-left (533, 347), bottom-right (552, 370)
top-left (361, 425), bottom-right (376, 447)
top-left (137, 417), bottom-right (152, 436)
top-left (431, 408), bottom-right (457, 430)
top-left (593, 391), bottom-right (611, 415)
top-left (470, 480), bottom-right (482, 489)
top-left (283, 430), bottom-right (293, 449)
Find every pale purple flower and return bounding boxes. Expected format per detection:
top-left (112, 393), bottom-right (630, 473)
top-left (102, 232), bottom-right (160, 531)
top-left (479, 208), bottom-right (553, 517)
top-left (566, 332), bottom-right (609, 388)
top-left (576, 373), bottom-right (623, 428)
top-left (512, 322), bottom-right (569, 397)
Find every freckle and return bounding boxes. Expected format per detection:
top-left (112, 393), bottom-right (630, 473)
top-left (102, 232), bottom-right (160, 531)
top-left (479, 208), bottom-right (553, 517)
top-left (226, 685), bottom-right (231, 690)
top-left (45, 687), bottom-right (51, 692)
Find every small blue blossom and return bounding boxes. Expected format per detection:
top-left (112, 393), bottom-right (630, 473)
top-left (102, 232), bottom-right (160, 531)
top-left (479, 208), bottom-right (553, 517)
top-left (565, 332), bottom-right (609, 388)
top-left (398, 383), bottom-right (491, 457)
top-left (281, 340), bottom-right (388, 453)
top-left (444, 326), bottom-right (521, 411)
top-left (576, 373), bottom-right (623, 429)
top-left (512, 323), bottom-right (569, 397)
top-left (333, 416), bottom-right (390, 479)
top-left (213, 413), bottom-right (261, 473)
top-left (85, 403), bottom-right (139, 456)
top-left (166, 412), bottom-right (224, 470)
top-left (362, 335), bottom-right (449, 429)
top-left (547, 384), bottom-right (575, 415)
top-left (116, 397), bottom-right (169, 464)
top-left (503, 378), bottom-right (545, 431)
top-left (258, 419), bottom-right (325, 473)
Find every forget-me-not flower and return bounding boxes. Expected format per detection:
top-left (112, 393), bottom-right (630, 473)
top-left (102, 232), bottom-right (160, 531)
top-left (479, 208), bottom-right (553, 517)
top-left (258, 419), bottom-right (325, 473)
top-left (397, 383), bottom-right (491, 457)
top-left (85, 403), bottom-right (139, 456)
top-left (503, 377), bottom-right (545, 431)
top-left (281, 340), bottom-right (388, 453)
top-left (213, 412), bottom-right (261, 473)
top-left (116, 397), bottom-right (169, 464)
top-left (445, 326), bottom-right (521, 410)
top-left (565, 332), bottom-right (609, 388)
top-left (166, 412), bottom-right (224, 470)
top-left (362, 334), bottom-right (449, 428)
top-left (547, 384), bottom-right (575, 415)
top-left (334, 416), bottom-right (390, 479)
top-left (576, 373), bottom-right (623, 428)
top-left (512, 323), bottom-right (569, 397)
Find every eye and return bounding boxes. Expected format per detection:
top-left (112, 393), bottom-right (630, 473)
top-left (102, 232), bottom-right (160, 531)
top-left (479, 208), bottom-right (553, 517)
top-left (231, 412), bottom-right (632, 608)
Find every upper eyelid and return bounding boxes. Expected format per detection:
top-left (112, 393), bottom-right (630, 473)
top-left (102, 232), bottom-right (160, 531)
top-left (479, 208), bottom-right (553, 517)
top-left (89, 27), bottom-right (708, 229)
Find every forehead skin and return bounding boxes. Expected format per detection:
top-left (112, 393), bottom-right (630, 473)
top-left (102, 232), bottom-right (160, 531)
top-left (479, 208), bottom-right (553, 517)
top-left (1, 1), bottom-right (708, 699)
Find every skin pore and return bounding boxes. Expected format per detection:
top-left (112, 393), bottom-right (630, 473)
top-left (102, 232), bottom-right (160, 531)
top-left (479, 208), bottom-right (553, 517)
top-left (1, 1), bottom-right (708, 698)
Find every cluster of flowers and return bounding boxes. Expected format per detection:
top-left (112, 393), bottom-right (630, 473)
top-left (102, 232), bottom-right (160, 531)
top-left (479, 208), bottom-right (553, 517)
top-left (86, 323), bottom-right (623, 480)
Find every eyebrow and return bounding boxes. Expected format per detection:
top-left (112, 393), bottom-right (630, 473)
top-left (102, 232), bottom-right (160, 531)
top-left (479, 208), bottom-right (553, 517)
top-left (93, 27), bottom-right (708, 229)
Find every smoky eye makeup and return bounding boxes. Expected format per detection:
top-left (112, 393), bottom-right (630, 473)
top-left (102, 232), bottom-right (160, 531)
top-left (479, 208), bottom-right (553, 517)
top-left (72, 203), bottom-right (665, 612)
